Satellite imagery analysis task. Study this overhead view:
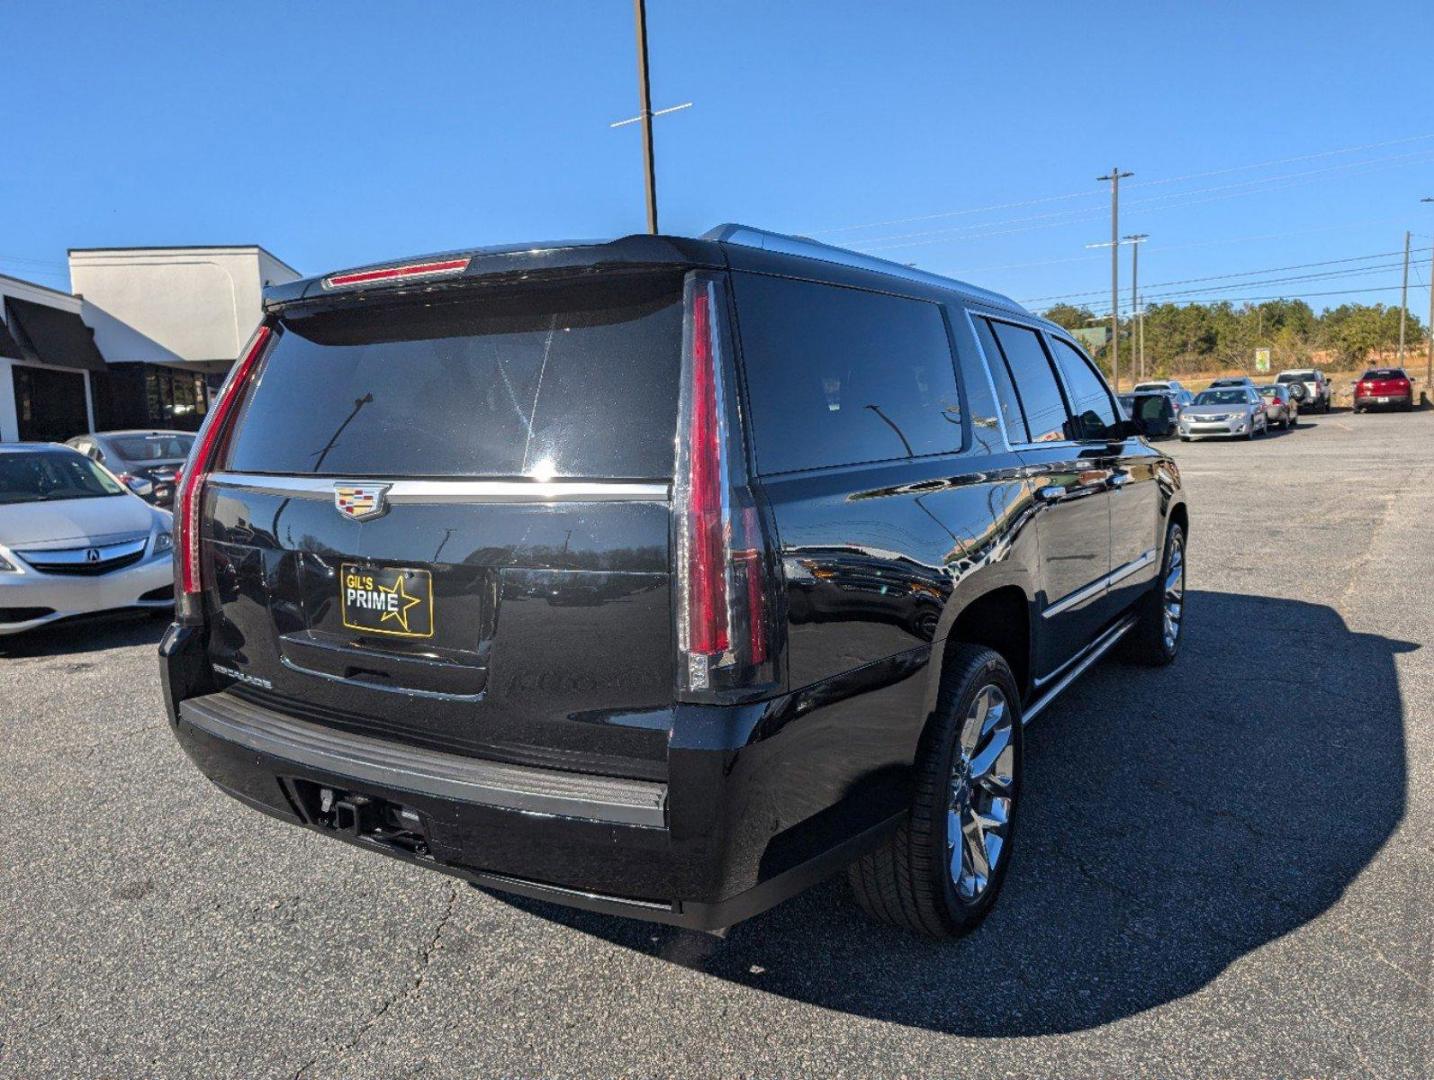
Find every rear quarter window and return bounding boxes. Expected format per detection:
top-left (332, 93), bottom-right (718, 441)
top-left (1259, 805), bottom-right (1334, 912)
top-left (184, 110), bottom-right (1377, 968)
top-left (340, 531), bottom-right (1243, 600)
top-left (223, 275), bottom-right (684, 479)
top-left (730, 273), bottom-right (964, 475)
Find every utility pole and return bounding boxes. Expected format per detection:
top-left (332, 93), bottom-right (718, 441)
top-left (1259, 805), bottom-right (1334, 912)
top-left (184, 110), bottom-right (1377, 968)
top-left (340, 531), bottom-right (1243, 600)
top-left (1127, 234), bottom-right (1148, 379)
top-left (633, 0), bottom-right (658, 234)
top-left (1399, 229), bottom-right (1411, 360)
top-left (1423, 198), bottom-right (1434, 396)
top-left (1098, 168), bottom-right (1133, 391)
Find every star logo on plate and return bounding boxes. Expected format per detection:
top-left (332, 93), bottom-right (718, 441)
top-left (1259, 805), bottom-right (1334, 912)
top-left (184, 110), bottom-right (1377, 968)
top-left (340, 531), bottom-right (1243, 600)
top-left (378, 575), bottom-right (424, 634)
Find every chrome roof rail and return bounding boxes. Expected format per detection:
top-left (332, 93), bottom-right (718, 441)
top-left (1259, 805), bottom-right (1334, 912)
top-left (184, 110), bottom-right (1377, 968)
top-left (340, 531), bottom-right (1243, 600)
top-left (702, 223), bottom-right (1027, 312)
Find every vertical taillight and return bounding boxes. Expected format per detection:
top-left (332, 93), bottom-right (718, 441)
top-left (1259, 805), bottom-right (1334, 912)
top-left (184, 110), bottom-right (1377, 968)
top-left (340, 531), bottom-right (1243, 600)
top-left (674, 274), bottom-right (780, 699)
top-left (174, 324), bottom-right (272, 618)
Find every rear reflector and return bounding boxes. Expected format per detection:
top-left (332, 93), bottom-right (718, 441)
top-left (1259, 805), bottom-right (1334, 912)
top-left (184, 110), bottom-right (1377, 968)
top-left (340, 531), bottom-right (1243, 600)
top-left (175, 325), bottom-right (272, 601)
top-left (322, 257), bottom-right (471, 289)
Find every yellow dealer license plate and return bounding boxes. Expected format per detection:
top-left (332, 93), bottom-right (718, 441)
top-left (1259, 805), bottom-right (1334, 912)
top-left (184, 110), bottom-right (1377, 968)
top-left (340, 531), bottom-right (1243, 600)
top-left (341, 564), bottom-right (434, 638)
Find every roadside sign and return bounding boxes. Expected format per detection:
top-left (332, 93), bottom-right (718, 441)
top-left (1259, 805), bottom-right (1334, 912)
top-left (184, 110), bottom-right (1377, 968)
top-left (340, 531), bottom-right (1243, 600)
top-left (1254, 347), bottom-right (1271, 373)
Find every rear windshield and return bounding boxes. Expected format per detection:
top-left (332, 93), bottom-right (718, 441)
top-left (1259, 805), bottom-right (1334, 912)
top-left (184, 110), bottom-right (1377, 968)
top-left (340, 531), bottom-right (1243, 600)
top-left (1277, 371), bottom-right (1315, 382)
top-left (223, 275), bottom-right (684, 479)
top-left (1362, 369), bottom-right (1404, 380)
top-left (111, 434), bottom-right (193, 461)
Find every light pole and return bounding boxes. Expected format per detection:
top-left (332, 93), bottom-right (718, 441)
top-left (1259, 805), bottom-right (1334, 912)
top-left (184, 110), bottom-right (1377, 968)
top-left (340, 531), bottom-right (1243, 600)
top-left (609, 1), bottom-right (693, 234)
top-left (1399, 229), bottom-right (1411, 360)
top-left (1126, 234), bottom-right (1148, 379)
top-left (1097, 168), bottom-right (1134, 391)
top-left (1422, 198), bottom-right (1434, 396)
top-left (1085, 230), bottom-right (1145, 385)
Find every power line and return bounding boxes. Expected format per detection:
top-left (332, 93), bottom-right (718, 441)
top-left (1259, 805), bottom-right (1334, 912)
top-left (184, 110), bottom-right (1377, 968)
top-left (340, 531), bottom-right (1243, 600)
top-left (815, 131), bottom-right (1434, 237)
top-left (857, 148), bottom-right (1434, 251)
top-left (1124, 131), bottom-right (1434, 189)
top-left (1084, 281), bottom-right (1412, 315)
top-left (1022, 247), bottom-right (1434, 304)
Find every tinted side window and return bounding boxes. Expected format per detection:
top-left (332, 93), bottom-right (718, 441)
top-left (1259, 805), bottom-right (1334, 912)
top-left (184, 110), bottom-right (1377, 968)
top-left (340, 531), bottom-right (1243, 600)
top-left (732, 274), bottom-right (963, 474)
top-left (971, 316), bottom-right (1029, 443)
top-left (987, 320), bottom-right (1070, 443)
top-left (1048, 337), bottom-right (1118, 440)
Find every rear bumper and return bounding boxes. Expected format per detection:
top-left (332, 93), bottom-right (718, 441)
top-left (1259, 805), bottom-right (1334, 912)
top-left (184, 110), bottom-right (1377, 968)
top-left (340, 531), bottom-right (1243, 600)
top-left (0, 553), bottom-right (173, 635)
top-left (1354, 392), bottom-right (1413, 408)
top-left (159, 625), bottom-right (920, 931)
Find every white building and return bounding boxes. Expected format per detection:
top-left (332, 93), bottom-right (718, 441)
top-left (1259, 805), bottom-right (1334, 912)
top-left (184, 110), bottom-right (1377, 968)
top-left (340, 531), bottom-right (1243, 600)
top-left (0, 245), bottom-right (299, 443)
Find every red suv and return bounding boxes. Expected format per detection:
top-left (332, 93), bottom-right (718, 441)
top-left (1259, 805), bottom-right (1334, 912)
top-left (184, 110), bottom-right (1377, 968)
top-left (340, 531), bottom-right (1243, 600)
top-left (1353, 368), bottom-right (1415, 412)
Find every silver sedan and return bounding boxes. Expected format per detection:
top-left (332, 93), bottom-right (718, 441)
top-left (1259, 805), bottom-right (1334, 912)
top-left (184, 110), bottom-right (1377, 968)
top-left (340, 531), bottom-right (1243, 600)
top-left (1178, 387), bottom-right (1269, 441)
top-left (0, 444), bottom-right (174, 636)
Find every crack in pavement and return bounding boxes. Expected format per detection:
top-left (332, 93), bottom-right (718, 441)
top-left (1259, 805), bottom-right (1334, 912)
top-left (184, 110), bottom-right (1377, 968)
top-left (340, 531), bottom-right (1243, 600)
top-left (291, 884), bottom-right (459, 1079)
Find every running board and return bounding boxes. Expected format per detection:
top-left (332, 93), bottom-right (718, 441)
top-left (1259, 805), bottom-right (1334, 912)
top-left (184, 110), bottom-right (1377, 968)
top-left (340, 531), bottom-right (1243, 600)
top-left (1023, 614), bottom-right (1138, 725)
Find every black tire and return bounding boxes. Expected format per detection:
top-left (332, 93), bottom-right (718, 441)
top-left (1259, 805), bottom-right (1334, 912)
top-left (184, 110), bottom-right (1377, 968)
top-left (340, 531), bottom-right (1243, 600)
top-left (1122, 522), bottom-right (1185, 666)
top-left (848, 645), bottom-right (1023, 939)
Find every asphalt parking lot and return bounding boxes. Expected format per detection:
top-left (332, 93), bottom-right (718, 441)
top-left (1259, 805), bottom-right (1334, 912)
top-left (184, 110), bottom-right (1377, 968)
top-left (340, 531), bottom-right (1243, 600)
top-left (2, 408), bottom-right (1430, 1079)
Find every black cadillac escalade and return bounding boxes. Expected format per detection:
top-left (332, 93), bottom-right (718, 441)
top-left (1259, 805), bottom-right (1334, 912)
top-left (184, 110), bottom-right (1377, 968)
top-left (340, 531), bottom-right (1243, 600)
top-left (159, 225), bottom-right (1187, 938)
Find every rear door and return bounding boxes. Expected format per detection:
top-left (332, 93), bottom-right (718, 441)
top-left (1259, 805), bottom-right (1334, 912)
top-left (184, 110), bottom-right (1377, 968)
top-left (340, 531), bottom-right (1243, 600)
top-left (969, 315), bottom-right (1113, 677)
top-left (202, 272), bottom-right (687, 776)
top-left (1045, 334), bottom-right (1161, 616)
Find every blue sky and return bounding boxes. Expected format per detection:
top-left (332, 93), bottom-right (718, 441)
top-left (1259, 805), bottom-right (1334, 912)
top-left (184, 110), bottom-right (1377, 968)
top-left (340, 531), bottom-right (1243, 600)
top-left (4, 0), bottom-right (1434, 315)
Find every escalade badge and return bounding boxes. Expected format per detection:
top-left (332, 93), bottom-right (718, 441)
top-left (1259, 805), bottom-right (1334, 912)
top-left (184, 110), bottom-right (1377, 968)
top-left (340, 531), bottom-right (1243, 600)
top-left (334, 483), bottom-right (391, 521)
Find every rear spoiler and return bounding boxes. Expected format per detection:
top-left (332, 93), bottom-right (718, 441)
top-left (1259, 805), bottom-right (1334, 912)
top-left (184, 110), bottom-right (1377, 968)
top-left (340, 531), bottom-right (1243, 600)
top-left (263, 234), bottom-right (726, 313)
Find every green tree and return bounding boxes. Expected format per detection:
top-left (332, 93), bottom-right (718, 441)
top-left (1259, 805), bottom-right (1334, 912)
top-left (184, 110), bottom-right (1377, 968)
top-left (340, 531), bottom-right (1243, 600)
top-left (1040, 303), bottom-right (1097, 331)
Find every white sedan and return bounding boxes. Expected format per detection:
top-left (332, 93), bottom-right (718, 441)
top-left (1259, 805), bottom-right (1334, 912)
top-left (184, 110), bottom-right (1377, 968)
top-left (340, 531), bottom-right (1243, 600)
top-left (0, 444), bottom-right (175, 636)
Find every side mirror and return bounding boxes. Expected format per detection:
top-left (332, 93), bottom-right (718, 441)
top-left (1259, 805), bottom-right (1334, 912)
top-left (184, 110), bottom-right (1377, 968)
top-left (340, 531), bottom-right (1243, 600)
top-left (1119, 417), bottom-right (1144, 439)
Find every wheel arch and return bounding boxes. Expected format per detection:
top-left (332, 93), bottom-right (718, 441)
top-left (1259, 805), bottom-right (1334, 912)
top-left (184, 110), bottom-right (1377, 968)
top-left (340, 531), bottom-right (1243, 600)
top-left (922, 579), bottom-right (1035, 725)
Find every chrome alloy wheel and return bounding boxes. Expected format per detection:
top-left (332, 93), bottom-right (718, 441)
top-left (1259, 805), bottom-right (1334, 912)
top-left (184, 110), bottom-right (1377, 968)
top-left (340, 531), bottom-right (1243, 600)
top-left (1163, 532), bottom-right (1186, 651)
top-left (948, 684), bottom-right (1016, 903)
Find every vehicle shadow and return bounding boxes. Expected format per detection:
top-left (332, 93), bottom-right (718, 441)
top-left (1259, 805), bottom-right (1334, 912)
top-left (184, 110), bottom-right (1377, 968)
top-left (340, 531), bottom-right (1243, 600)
top-left (495, 590), bottom-right (1414, 1036)
top-left (0, 611), bottom-right (168, 659)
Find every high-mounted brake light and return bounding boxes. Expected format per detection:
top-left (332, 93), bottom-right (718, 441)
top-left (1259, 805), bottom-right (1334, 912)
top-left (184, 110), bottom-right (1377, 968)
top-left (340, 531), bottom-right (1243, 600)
top-left (174, 325), bottom-right (272, 609)
top-left (673, 275), bottom-right (779, 699)
top-left (322, 257), bottom-right (471, 289)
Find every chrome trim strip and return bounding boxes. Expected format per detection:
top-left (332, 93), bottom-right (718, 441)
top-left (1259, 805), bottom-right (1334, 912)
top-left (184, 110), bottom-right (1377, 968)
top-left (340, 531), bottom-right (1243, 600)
top-left (1042, 548), bottom-right (1157, 620)
top-left (210, 473), bottom-right (669, 504)
top-left (16, 537), bottom-right (149, 564)
top-left (278, 654), bottom-right (485, 703)
top-left (1025, 614), bottom-right (1137, 724)
top-left (1106, 547), bottom-right (1158, 588)
top-left (1041, 576), bottom-right (1107, 620)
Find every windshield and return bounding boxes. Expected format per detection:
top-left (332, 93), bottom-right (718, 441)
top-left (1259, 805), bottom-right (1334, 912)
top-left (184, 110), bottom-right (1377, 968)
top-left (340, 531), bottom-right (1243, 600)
top-left (0, 451), bottom-right (127, 504)
top-left (1277, 371), bottom-right (1314, 383)
top-left (110, 434), bottom-right (194, 461)
top-left (1361, 369), bottom-right (1404, 380)
top-left (1194, 390), bottom-right (1252, 406)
